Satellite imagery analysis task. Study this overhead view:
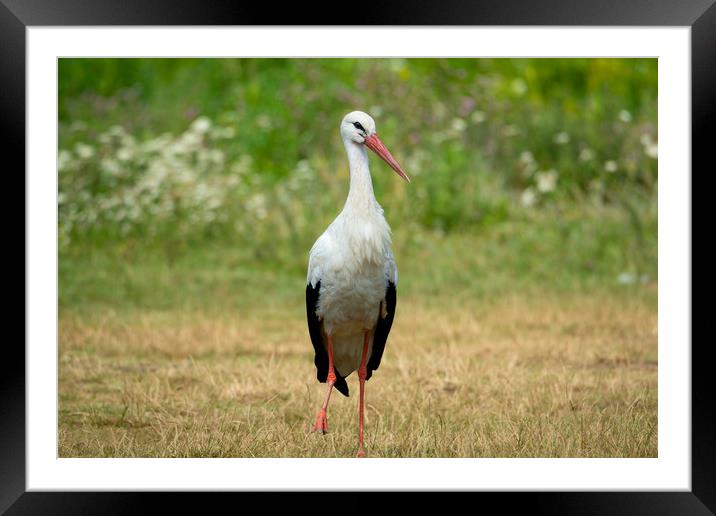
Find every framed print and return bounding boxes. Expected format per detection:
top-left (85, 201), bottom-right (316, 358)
top-left (4, 0), bottom-right (712, 512)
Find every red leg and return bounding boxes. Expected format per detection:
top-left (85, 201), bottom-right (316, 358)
top-left (356, 331), bottom-right (370, 458)
top-left (312, 334), bottom-right (336, 434)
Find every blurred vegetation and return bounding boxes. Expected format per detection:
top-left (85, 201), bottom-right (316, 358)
top-left (58, 58), bottom-right (657, 309)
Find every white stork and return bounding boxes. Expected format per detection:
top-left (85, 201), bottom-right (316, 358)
top-left (306, 111), bottom-right (410, 458)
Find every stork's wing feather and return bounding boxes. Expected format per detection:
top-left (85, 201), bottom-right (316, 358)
top-left (306, 280), bottom-right (349, 397)
top-left (305, 281), bottom-right (326, 377)
top-left (366, 281), bottom-right (396, 380)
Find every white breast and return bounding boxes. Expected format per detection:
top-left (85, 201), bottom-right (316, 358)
top-left (308, 206), bottom-right (395, 336)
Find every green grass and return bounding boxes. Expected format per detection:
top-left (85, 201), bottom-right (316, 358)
top-left (59, 197), bottom-right (656, 313)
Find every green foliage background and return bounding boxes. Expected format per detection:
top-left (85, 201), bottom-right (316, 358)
top-left (58, 58), bottom-right (657, 310)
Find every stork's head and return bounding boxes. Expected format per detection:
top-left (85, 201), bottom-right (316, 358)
top-left (341, 110), bottom-right (410, 183)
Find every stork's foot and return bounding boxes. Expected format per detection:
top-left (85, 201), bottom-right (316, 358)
top-left (312, 409), bottom-right (328, 434)
top-left (356, 447), bottom-right (367, 458)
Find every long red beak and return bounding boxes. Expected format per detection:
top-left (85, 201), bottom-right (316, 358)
top-left (364, 134), bottom-right (411, 183)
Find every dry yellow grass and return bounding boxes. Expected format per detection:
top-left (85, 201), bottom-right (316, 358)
top-left (58, 293), bottom-right (657, 457)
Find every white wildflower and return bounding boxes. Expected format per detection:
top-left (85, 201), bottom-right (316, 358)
top-left (109, 125), bottom-right (125, 137)
top-left (58, 150), bottom-right (73, 171)
top-left (618, 110), bottom-right (632, 123)
top-left (451, 117), bottom-right (467, 132)
top-left (231, 155), bottom-right (253, 176)
top-left (519, 150), bottom-right (537, 175)
top-left (143, 133), bottom-right (173, 153)
top-left (177, 131), bottom-right (202, 151)
top-left (75, 143), bottom-right (95, 159)
top-left (579, 148), bottom-right (594, 162)
top-left (101, 158), bottom-right (121, 176)
top-left (553, 132), bottom-right (570, 144)
top-left (536, 170), bottom-right (558, 193)
top-left (640, 133), bottom-right (658, 159)
top-left (191, 116), bottom-right (212, 134)
top-left (119, 134), bottom-right (136, 149)
top-left (208, 149), bottom-right (225, 165)
top-left (617, 272), bottom-right (636, 285)
top-left (293, 159), bottom-right (313, 181)
top-left (117, 147), bottom-right (133, 162)
top-left (470, 110), bottom-right (486, 124)
top-left (521, 187), bottom-right (537, 207)
top-left (604, 160), bottom-right (618, 173)
top-left (246, 194), bottom-right (268, 220)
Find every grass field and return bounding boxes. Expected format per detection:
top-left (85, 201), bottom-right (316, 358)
top-left (58, 233), bottom-right (657, 458)
top-left (58, 291), bottom-right (657, 458)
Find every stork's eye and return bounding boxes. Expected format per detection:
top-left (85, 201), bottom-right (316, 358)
top-left (353, 122), bottom-right (365, 132)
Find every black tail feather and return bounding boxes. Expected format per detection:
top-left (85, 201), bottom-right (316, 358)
top-left (334, 374), bottom-right (349, 397)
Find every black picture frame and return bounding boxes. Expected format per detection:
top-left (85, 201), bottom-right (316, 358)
top-left (3, 0), bottom-right (711, 513)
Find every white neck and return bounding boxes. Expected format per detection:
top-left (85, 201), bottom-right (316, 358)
top-left (342, 138), bottom-right (377, 213)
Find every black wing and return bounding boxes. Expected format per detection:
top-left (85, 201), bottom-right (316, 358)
top-left (366, 281), bottom-right (396, 380)
top-left (306, 281), bottom-right (349, 396)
